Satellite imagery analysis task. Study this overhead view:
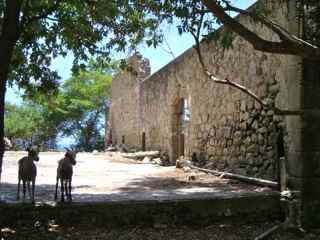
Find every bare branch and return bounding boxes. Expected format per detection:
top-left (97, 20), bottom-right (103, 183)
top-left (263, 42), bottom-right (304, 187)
top-left (223, 2), bottom-right (318, 50)
top-left (160, 36), bottom-right (175, 59)
top-left (189, 9), bottom-right (301, 116)
top-left (201, 0), bottom-right (320, 60)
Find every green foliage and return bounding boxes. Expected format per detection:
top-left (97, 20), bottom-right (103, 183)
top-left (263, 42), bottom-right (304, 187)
top-left (58, 68), bottom-right (112, 151)
top-left (4, 103), bottom-right (52, 149)
top-left (2, 0), bottom-right (164, 97)
top-left (5, 60), bottom-right (114, 151)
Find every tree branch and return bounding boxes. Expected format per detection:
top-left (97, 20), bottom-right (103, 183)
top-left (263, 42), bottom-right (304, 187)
top-left (201, 0), bottom-right (320, 60)
top-left (20, 0), bottom-right (62, 30)
top-left (189, 14), bottom-right (300, 116)
top-left (160, 36), bottom-right (175, 59)
top-left (223, 2), bottom-right (318, 50)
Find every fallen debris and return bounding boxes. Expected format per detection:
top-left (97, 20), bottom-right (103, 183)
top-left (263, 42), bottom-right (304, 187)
top-left (151, 158), bottom-right (162, 165)
top-left (142, 156), bottom-right (152, 164)
top-left (176, 156), bottom-right (192, 168)
top-left (182, 166), bottom-right (191, 172)
top-left (254, 223), bottom-right (283, 240)
top-left (188, 174), bottom-right (197, 181)
top-left (190, 165), bottom-right (278, 189)
top-left (105, 146), bottom-right (117, 152)
top-left (121, 151), bottom-right (160, 160)
top-left (116, 144), bottom-right (132, 153)
top-left (159, 151), bottom-right (170, 166)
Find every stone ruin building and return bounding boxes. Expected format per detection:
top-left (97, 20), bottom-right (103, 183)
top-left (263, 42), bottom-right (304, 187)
top-left (107, 0), bottom-right (320, 226)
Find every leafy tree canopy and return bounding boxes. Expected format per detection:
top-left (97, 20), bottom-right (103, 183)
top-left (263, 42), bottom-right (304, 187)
top-left (6, 64), bottom-right (113, 151)
top-left (4, 102), bottom-right (50, 148)
top-left (1, 0), bottom-right (164, 96)
top-left (57, 66), bottom-right (113, 151)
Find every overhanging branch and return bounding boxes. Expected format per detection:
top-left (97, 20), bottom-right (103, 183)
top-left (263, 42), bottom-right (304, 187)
top-left (201, 0), bottom-right (320, 60)
top-left (189, 16), bottom-right (301, 116)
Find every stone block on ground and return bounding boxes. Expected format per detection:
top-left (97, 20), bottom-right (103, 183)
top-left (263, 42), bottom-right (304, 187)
top-left (151, 158), bottom-right (162, 165)
top-left (122, 151), bottom-right (160, 160)
top-left (142, 156), bottom-right (152, 164)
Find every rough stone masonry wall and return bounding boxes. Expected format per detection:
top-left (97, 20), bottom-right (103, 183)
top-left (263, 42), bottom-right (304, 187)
top-left (109, 56), bottom-right (150, 147)
top-left (109, 0), bottom-right (300, 180)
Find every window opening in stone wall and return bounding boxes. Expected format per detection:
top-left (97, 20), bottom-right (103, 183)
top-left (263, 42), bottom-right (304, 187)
top-left (142, 132), bottom-right (146, 151)
top-left (182, 98), bottom-right (191, 122)
top-left (122, 135), bottom-right (125, 144)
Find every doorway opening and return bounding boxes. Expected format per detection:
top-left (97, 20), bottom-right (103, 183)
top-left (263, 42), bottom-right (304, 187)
top-left (172, 98), bottom-right (190, 162)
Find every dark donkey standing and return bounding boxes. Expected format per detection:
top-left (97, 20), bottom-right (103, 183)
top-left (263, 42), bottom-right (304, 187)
top-left (55, 149), bottom-right (77, 202)
top-left (17, 147), bottom-right (39, 203)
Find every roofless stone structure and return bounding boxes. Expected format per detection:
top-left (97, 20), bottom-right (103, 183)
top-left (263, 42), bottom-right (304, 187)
top-left (107, 0), bottom-right (320, 228)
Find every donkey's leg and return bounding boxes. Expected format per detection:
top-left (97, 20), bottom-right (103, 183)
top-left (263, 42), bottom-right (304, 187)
top-left (54, 177), bottom-right (59, 200)
top-left (64, 181), bottom-right (69, 201)
top-left (17, 178), bottom-right (21, 200)
top-left (27, 181), bottom-right (31, 200)
top-left (22, 181), bottom-right (26, 200)
top-left (60, 178), bottom-right (65, 202)
top-left (68, 179), bottom-right (72, 201)
top-left (31, 179), bottom-right (35, 204)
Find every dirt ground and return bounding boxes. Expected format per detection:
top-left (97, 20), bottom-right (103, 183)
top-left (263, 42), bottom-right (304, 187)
top-left (1, 151), bottom-right (319, 239)
top-left (1, 222), bottom-right (319, 240)
top-left (1, 151), bottom-right (270, 203)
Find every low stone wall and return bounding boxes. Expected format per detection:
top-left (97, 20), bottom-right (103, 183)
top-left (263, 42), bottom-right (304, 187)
top-left (0, 192), bottom-right (281, 227)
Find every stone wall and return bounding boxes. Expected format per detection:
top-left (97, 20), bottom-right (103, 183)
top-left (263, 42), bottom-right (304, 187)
top-left (109, 0), bottom-right (301, 180)
top-left (109, 56), bottom-right (150, 147)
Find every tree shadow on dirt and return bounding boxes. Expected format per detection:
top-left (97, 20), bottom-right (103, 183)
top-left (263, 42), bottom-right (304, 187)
top-left (1, 174), bottom-right (271, 205)
top-left (116, 176), bottom-right (266, 192)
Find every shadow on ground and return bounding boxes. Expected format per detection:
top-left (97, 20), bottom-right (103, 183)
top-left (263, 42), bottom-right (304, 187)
top-left (1, 174), bottom-right (271, 204)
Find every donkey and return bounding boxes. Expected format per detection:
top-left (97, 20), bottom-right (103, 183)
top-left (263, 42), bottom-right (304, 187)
top-left (17, 147), bottom-right (39, 203)
top-left (54, 149), bottom-right (77, 202)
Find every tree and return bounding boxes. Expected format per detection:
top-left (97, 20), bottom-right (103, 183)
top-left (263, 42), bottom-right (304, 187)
top-left (4, 103), bottom-right (54, 149)
top-left (0, 0), bottom-right (164, 180)
top-left (57, 67), bottom-right (113, 151)
top-left (4, 65), bottom-right (112, 151)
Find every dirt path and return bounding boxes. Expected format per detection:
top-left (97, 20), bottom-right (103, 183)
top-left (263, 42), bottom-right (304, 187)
top-left (1, 151), bottom-right (271, 204)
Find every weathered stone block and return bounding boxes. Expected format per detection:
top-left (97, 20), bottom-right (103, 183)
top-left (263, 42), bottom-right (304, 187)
top-left (244, 136), bottom-right (251, 146)
top-left (247, 144), bottom-right (259, 153)
top-left (251, 134), bottom-right (258, 143)
top-left (251, 120), bottom-right (259, 129)
top-left (258, 127), bottom-right (267, 134)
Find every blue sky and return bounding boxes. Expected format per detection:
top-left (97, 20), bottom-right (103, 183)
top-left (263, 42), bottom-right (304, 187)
top-left (6, 0), bottom-right (257, 105)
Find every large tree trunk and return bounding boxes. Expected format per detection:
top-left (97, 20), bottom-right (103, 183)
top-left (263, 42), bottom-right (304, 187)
top-left (0, 1), bottom-right (22, 182)
top-left (0, 76), bottom-right (6, 183)
top-left (0, 54), bottom-right (13, 183)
